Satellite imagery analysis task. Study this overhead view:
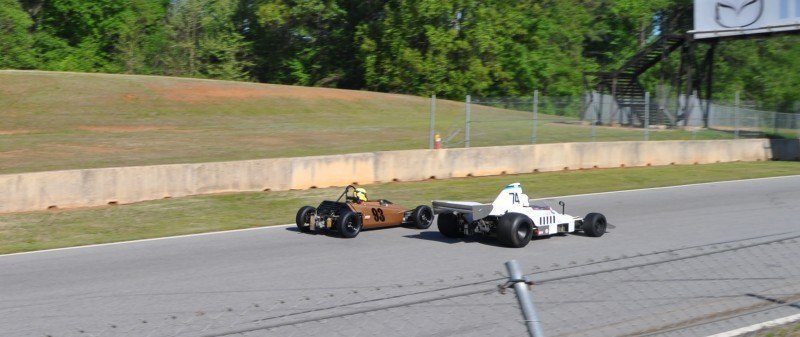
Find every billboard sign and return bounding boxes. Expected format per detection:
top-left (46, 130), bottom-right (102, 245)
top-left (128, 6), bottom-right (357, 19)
top-left (693, 0), bottom-right (800, 39)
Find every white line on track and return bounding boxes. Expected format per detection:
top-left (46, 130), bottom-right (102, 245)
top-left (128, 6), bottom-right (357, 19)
top-left (537, 174), bottom-right (800, 201)
top-left (707, 313), bottom-right (800, 337)
top-left (2, 174), bottom-right (798, 259)
top-left (0, 224), bottom-right (293, 258)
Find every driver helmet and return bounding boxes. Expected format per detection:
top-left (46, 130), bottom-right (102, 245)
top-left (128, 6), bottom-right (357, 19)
top-left (355, 188), bottom-right (368, 202)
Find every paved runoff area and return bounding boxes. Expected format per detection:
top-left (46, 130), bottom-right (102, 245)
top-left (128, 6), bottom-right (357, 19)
top-left (2, 176), bottom-right (800, 336)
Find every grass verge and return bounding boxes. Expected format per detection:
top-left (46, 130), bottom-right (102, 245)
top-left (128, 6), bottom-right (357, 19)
top-left (0, 161), bottom-right (798, 255)
top-left (751, 321), bottom-right (800, 337)
top-left (0, 70), bottom-right (736, 174)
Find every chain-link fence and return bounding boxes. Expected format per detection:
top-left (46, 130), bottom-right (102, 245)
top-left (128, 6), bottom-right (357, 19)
top-left (694, 102), bottom-right (800, 140)
top-left (45, 231), bottom-right (800, 337)
top-left (428, 92), bottom-right (800, 149)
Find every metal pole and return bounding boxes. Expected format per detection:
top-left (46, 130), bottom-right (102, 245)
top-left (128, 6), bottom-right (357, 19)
top-left (505, 260), bottom-right (544, 337)
top-left (734, 91), bottom-right (740, 139)
top-left (532, 90), bottom-right (539, 144)
top-left (703, 41), bottom-right (716, 129)
top-left (644, 92), bottom-right (650, 141)
top-left (611, 77), bottom-right (618, 126)
top-left (683, 40), bottom-right (697, 127)
top-left (794, 112), bottom-right (800, 139)
top-left (773, 111), bottom-right (778, 136)
top-left (429, 95), bottom-right (436, 149)
top-left (687, 90), bottom-right (698, 127)
top-left (598, 91), bottom-right (605, 125)
top-left (591, 91), bottom-right (592, 141)
top-left (755, 109), bottom-right (760, 137)
top-left (674, 42), bottom-right (687, 127)
top-left (465, 95), bottom-right (471, 148)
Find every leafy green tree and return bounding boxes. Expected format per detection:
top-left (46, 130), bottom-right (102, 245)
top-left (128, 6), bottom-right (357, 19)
top-left (244, 0), bottom-right (350, 85)
top-left (165, 0), bottom-right (252, 80)
top-left (0, 0), bottom-right (37, 68)
top-left (357, 0), bottom-right (593, 98)
top-left (3, 0), bottom-right (799, 109)
top-left (115, 0), bottom-right (170, 74)
top-left (24, 0), bottom-right (127, 72)
top-left (712, 36), bottom-right (800, 111)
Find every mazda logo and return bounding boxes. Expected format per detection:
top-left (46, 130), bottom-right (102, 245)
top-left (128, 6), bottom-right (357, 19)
top-left (715, 0), bottom-right (764, 28)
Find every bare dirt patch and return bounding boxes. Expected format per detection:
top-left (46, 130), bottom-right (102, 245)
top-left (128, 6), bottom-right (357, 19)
top-left (0, 150), bottom-right (27, 159)
top-left (146, 82), bottom-right (379, 103)
top-left (234, 129), bottom-right (358, 147)
top-left (122, 93), bottom-right (139, 102)
top-left (35, 144), bottom-right (123, 157)
top-left (78, 125), bottom-right (177, 133)
top-left (234, 136), bottom-right (299, 147)
top-left (0, 129), bottom-right (34, 135)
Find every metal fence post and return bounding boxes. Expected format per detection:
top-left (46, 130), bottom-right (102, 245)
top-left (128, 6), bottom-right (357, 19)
top-left (773, 111), bottom-right (778, 136)
top-left (532, 90), bottom-right (539, 144)
top-left (755, 111), bottom-right (760, 136)
top-left (734, 91), bottom-right (740, 139)
top-left (795, 101), bottom-right (800, 139)
top-left (592, 91), bottom-right (598, 142)
top-left (429, 95), bottom-right (436, 149)
top-left (505, 260), bottom-right (544, 337)
top-left (796, 105), bottom-right (800, 139)
top-left (644, 92), bottom-right (650, 141)
top-left (465, 95), bottom-right (471, 148)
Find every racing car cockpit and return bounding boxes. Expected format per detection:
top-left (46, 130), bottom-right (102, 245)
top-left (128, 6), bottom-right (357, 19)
top-left (337, 185), bottom-right (393, 206)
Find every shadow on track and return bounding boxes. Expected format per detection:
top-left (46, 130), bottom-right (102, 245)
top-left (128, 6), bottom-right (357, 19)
top-left (404, 224), bottom-right (615, 244)
top-left (402, 231), bottom-right (553, 248)
top-left (285, 226), bottom-right (403, 238)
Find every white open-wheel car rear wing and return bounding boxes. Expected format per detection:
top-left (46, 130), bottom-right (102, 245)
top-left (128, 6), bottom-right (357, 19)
top-left (431, 201), bottom-right (493, 220)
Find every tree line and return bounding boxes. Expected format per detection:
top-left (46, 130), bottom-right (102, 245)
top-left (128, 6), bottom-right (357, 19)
top-left (1, 0), bottom-right (798, 110)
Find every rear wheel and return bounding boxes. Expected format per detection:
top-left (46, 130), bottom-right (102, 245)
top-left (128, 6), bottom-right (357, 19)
top-left (497, 213), bottom-right (534, 248)
top-left (437, 212), bottom-right (464, 238)
top-left (295, 206), bottom-right (315, 232)
top-left (411, 205), bottom-right (434, 229)
top-left (337, 211), bottom-right (362, 238)
top-left (582, 213), bottom-right (607, 237)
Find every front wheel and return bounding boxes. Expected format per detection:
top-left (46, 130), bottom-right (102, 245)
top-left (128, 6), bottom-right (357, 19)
top-left (582, 213), bottom-right (607, 237)
top-left (337, 211), bottom-right (362, 238)
top-left (411, 205), bottom-right (434, 229)
top-left (497, 213), bottom-right (534, 248)
top-left (296, 206), bottom-right (315, 232)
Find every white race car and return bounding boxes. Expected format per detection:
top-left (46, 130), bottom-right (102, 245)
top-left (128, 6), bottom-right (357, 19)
top-left (432, 183), bottom-right (607, 248)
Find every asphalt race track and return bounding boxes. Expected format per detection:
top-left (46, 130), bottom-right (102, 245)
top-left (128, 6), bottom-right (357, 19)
top-left (2, 176), bottom-right (800, 337)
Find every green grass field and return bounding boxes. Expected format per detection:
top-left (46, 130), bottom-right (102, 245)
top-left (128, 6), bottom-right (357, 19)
top-left (753, 321), bottom-right (800, 337)
top-left (0, 70), bottom-right (736, 174)
top-left (1, 161), bottom-right (797, 255)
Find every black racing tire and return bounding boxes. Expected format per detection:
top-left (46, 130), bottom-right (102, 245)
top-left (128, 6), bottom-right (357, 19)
top-left (411, 205), bottom-right (434, 229)
top-left (336, 211), bottom-right (362, 238)
top-left (437, 212), bottom-right (464, 238)
top-left (497, 213), bottom-right (534, 248)
top-left (295, 206), bottom-right (315, 232)
top-left (582, 213), bottom-right (607, 237)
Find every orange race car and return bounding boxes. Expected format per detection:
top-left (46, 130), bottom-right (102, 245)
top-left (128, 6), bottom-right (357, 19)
top-left (295, 185), bottom-right (433, 238)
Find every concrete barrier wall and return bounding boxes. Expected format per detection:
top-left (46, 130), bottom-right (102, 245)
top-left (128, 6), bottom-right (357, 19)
top-left (0, 139), bottom-right (781, 213)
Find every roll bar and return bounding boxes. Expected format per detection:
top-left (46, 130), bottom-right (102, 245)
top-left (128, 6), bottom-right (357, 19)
top-left (336, 185), bottom-right (358, 203)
